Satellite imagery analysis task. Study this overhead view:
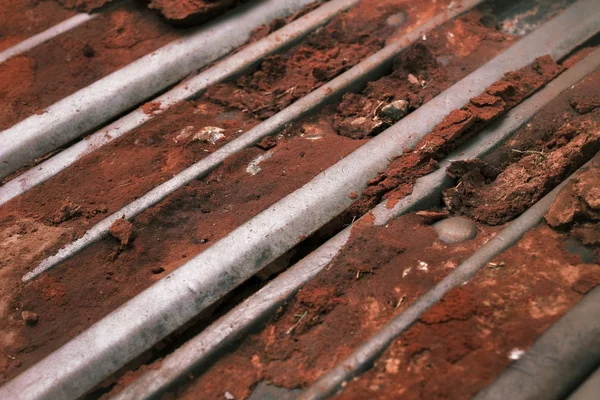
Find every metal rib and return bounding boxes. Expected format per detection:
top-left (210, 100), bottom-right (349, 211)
top-left (24, 0), bottom-right (486, 281)
top-left (0, 0), bottom-right (317, 180)
top-left (0, 13), bottom-right (96, 64)
top-left (110, 47), bottom-right (600, 400)
top-left (2, 3), bottom-right (597, 399)
top-left (300, 153), bottom-right (600, 400)
top-left (0, 0), bottom-right (360, 207)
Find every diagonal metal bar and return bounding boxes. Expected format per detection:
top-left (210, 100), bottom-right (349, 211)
top-left (0, 0), bottom-right (317, 180)
top-left (2, 2), bottom-right (598, 399)
top-left (110, 46), bottom-right (600, 400)
top-left (0, 0), bottom-right (360, 207)
top-left (300, 153), bottom-right (600, 400)
top-left (24, 0), bottom-right (487, 282)
top-left (0, 13), bottom-right (96, 64)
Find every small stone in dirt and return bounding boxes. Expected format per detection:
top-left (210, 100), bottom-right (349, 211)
top-left (380, 99), bottom-right (409, 121)
top-left (386, 12), bottom-right (407, 27)
top-left (109, 218), bottom-right (133, 246)
top-left (224, 392), bottom-right (235, 400)
top-left (21, 311), bottom-right (39, 326)
top-left (193, 126), bottom-right (225, 144)
top-left (151, 266), bottom-right (166, 275)
top-left (433, 216), bottom-right (477, 244)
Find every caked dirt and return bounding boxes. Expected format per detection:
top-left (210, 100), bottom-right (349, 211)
top-left (443, 66), bottom-right (600, 225)
top-left (163, 70), bottom-right (600, 400)
top-left (0, 2), bottom-right (516, 385)
top-left (350, 54), bottom-right (563, 215)
top-left (335, 159), bottom-right (600, 400)
top-left (0, 0), bottom-right (75, 52)
top-left (56, 0), bottom-right (249, 26)
top-left (164, 214), bottom-right (503, 400)
top-left (0, 1), bottom-right (181, 131)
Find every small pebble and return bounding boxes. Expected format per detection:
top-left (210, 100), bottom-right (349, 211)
top-left (433, 216), bottom-right (477, 244)
top-left (386, 12), bottom-right (407, 27)
top-left (21, 311), bottom-right (39, 326)
top-left (381, 99), bottom-right (409, 120)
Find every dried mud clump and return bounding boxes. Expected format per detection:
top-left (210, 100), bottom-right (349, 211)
top-left (109, 218), bottom-right (134, 246)
top-left (352, 56), bottom-right (563, 215)
top-left (545, 161), bottom-right (600, 267)
top-left (444, 96), bottom-right (600, 225)
top-left (55, 0), bottom-right (114, 12)
top-left (148, 0), bottom-right (247, 26)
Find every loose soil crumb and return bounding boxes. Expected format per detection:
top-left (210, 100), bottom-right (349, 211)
top-left (352, 55), bottom-right (563, 215)
top-left (444, 67), bottom-right (600, 225)
top-left (109, 218), bottom-right (134, 246)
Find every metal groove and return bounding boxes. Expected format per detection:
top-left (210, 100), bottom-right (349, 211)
top-left (0, 0), bottom-right (360, 207)
top-left (474, 286), bottom-right (600, 400)
top-left (0, 0), bottom-right (317, 180)
top-left (24, 0), bottom-right (486, 281)
top-left (3, 2), bottom-right (598, 399)
top-left (300, 153), bottom-right (600, 400)
top-left (110, 46), bottom-right (600, 400)
top-left (0, 13), bottom-right (96, 64)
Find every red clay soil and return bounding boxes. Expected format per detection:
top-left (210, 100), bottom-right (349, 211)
top-left (162, 214), bottom-right (502, 400)
top-left (56, 0), bottom-right (249, 25)
top-left (443, 67), bottom-right (600, 225)
top-left (350, 55), bottom-right (564, 215)
top-left (0, 4), bottom-right (516, 384)
top-left (0, 1), bottom-right (181, 131)
top-left (0, 1), bottom-right (75, 52)
top-left (336, 223), bottom-right (600, 399)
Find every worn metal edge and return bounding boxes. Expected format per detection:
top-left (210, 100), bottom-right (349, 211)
top-left (0, 0), bottom-right (317, 179)
top-left (25, 0), bottom-right (486, 281)
top-left (301, 153), bottom-right (600, 400)
top-left (567, 366), bottom-right (600, 400)
top-left (110, 45), bottom-right (600, 400)
top-left (2, 2), bottom-right (598, 398)
top-left (0, 0), bottom-right (360, 207)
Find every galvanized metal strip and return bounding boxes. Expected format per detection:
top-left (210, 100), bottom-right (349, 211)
top-left (111, 46), bottom-right (600, 400)
top-left (567, 366), bottom-right (600, 400)
top-left (0, 13), bottom-right (96, 64)
top-left (300, 153), bottom-right (600, 400)
top-left (0, 0), bottom-right (317, 180)
top-left (24, 0), bottom-right (486, 281)
top-left (3, 2), bottom-right (599, 399)
top-left (474, 287), bottom-right (600, 400)
top-left (0, 0), bottom-right (360, 207)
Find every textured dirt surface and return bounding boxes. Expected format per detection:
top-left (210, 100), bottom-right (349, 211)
top-left (167, 214), bottom-right (502, 400)
top-left (55, 0), bottom-right (113, 12)
top-left (0, 2), bottom-right (518, 387)
top-left (351, 55), bottom-right (563, 215)
top-left (148, 0), bottom-right (248, 26)
top-left (336, 222), bottom-right (600, 400)
top-left (0, 1), bottom-right (180, 131)
top-left (0, 1), bottom-right (520, 387)
top-left (444, 67), bottom-right (600, 225)
top-left (0, 1), bottom-right (75, 52)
